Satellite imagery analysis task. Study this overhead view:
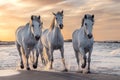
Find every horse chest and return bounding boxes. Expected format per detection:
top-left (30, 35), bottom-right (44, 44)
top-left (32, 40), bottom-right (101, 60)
top-left (52, 36), bottom-right (63, 49)
top-left (81, 39), bottom-right (93, 51)
top-left (25, 38), bottom-right (37, 48)
top-left (49, 28), bottom-right (63, 49)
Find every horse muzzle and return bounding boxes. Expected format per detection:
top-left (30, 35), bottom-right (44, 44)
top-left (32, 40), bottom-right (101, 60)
top-left (35, 35), bottom-right (40, 41)
top-left (59, 24), bottom-right (63, 29)
top-left (87, 34), bottom-right (93, 39)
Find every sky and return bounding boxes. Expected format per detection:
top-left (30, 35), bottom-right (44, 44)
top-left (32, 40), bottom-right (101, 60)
top-left (0, 0), bottom-right (120, 41)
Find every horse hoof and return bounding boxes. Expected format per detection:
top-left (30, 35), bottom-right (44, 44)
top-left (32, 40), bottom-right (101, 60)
top-left (62, 69), bottom-right (68, 72)
top-left (87, 71), bottom-right (91, 73)
top-left (20, 65), bottom-right (24, 69)
top-left (81, 64), bottom-right (86, 68)
top-left (33, 65), bottom-right (37, 69)
top-left (27, 67), bottom-right (31, 70)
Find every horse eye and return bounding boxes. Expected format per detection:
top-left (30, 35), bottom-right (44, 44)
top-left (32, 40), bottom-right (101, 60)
top-left (85, 23), bottom-right (87, 26)
top-left (32, 24), bottom-right (34, 27)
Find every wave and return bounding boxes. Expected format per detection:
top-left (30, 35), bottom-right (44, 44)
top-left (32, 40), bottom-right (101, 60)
top-left (110, 48), bottom-right (120, 56)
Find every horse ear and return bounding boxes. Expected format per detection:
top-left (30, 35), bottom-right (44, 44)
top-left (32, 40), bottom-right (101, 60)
top-left (84, 14), bottom-right (87, 19)
top-left (52, 12), bottom-right (56, 16)
top-left (38, 15), bottom-right (40, 19)
top-left (31, 15), bottom-right (34, 20)
top-left (61, 10), bottom-right (63, 14)
top-left (92, 14), bottom-right (94, 19)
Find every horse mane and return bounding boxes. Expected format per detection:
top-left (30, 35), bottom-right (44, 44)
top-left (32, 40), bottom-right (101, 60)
top-left (50, 17), bottom-right (55, 30)
top-left (81, 18), bottom-right (84, 27)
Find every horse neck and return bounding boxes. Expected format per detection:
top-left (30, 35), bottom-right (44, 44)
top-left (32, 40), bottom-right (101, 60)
top-left (49, 16), bottom-right (61, 33)
top-left (80, 25), bottom-right (87, 38)
top-left (26, 23), bottom-right (34, 38)
top-left (55, 17), bottom-right (62, 32)
top-left (52, 18), bottom-right (62, 41)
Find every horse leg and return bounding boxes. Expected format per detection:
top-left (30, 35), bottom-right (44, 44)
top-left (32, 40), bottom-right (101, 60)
top-left (87, 48), bottom-right (93, 73)
top-left (74, 50), bottom-right (82, 73)
top-left (23, 44), bottom-right (30, 70)
top-left (79, 48), bottom-right (86, 69)
top-left (26, 50), bottom-right (30, 70)
top-left (45, 47), bottom-right (50, 64)
top-left (60, 47), bottom-right (68, 72)
top-left (39, 49), bottom-right (46, 66)
top-left (33, 49), bottom-right (39, 69)
top-left (49, 48), bottom-right (54, 69)
top-left (16, 42), bottom-right (24, 69)
top-left (37, 47), bottom-right (45, 65)
top-left (30, 50), bottom-right (35, 64)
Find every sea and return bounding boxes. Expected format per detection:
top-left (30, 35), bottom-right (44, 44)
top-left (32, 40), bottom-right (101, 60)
top-left (0, 42), bottom-right (120, 75)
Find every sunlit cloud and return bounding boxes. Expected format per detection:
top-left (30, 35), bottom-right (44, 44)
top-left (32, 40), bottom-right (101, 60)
top-left (0, 0), bottom-right (19, 5)
top-left (0, 0), bottom-right (120, 41)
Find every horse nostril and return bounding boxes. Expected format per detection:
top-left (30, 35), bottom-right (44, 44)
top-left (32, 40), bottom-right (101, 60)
top-left (35, 36), bottom-right (40, 40)
top-left (59, 24), bottom-right (63, 29)
top-left (88, 34), bottom-right (93, 39)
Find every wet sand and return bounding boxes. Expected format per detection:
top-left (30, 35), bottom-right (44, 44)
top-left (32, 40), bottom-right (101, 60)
top-left (0, 70), bottom-right (120, 80)
top-left (0, 42), bottom-right (120, 80)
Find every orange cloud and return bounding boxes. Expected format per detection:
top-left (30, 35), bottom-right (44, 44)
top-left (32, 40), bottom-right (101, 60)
top-left (0, 0), bottom-right (120, 41)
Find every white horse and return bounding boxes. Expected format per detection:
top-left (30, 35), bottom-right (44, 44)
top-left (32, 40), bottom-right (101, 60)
top-left (15, 15), bottom-right (43, 70)
top-left (72, 14), bottom-right (94, 73)
top-left (41, 10), bottom-right (68, 71)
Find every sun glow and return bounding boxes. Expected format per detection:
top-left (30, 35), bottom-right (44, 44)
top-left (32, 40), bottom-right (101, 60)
top-left (0, 0), bottom-right (20, 5)
top-left (0, 29), bottom-right (15, 41)
top-left (0, 0), bottom-right (120, 41)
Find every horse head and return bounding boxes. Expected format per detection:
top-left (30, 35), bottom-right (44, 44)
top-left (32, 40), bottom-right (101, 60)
top-left (31, 15), bottom-right (43, 41)
top-left (82, 14), bottom-right (94, 39)
top-left (53, 10), bottom-right (64, 29)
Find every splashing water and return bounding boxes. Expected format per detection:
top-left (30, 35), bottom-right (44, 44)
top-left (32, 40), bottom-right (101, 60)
top-left (0, 42), bottom-right (120, 75)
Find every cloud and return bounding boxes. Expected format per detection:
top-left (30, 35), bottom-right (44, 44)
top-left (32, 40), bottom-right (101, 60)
top-left (0, 0), bottom-right (120, 41)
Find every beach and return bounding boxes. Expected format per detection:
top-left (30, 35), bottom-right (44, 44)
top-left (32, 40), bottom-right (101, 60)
top-left (0, 42), bottom-right (120, 80)
top-left (0, 70), bottom-right (120, 80)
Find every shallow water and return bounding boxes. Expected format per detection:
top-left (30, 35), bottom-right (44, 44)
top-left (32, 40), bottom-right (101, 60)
top-left (0, 42), bottom-right (120, 75)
